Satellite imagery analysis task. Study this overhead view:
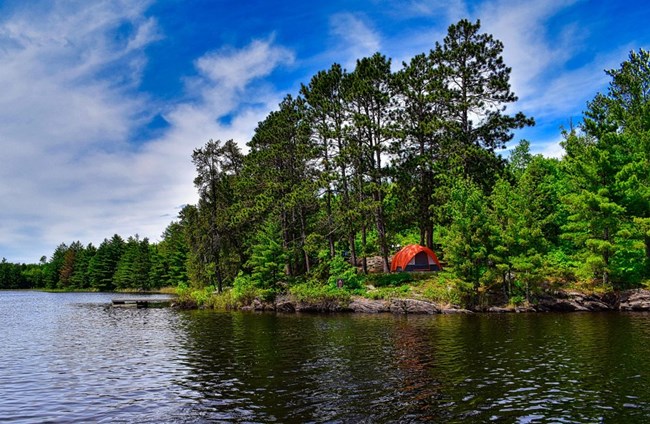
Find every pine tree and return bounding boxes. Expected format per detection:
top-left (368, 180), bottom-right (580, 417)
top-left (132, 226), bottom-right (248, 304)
top-left (436, 19), bottom-right (533, 191)
top-left (444, 178), bottom-right (496, 292)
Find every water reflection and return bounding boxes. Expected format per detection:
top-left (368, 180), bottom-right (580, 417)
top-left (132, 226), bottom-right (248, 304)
top-left (168, 311), bottom-right (650, 423)
top-left (2, 292), bottom-right (650, 423)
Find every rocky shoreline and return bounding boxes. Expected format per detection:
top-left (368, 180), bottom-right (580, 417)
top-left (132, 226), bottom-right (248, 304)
top-left (238, 289), bottom-right (650, 314)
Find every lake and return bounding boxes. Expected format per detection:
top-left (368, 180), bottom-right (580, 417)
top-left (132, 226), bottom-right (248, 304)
top-left (1, 291), bottom-right (650, 423)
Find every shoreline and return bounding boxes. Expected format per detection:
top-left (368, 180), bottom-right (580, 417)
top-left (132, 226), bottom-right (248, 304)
top-left (233, 288), bottom-right (650, 315)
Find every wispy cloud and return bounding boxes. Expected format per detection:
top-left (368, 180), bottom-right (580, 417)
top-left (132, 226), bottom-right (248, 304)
top-left (328, 13), bottom-right (382, 68)
top-left (398, 0), bottom-right (469, 21)
top-left (0, 1), bottom-right (293, 262)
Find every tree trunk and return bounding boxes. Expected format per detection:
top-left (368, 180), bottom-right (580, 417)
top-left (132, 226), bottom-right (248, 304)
top-left (299, 207), bottom-right (310, 274)
top-left (425, 222), bottom-right (434, 250)
top-left (374, 200), bottom-right (390, 273)
top-left (645, 234), bottom-right (650, 275)
top-left (281, 210), bottom-right (293, 276)
top-left (603, 226), bottom-right (610, 286)
top-left (361, 224), bottom-right (368, 274)
top-left (348, 232), bottom-right (357, 267)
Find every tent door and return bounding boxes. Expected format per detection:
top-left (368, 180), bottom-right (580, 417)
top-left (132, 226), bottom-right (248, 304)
top-left (414, 251), bottom-right (429, 266)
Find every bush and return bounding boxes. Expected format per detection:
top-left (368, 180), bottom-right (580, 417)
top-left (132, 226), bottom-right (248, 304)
top-left (289, 282), bottom-right (352, 303)
top-left (365, 272), bottom-right (413, 287)
top-left (543, 249), bottom-right (579, 283)
top-left (420, 274), bottom-right (470, 306)
top-left (508, 294), bottom-right (526, 306)
top-left (232, 272), bottom-right (277, 305)
top-left (364, 285), bottom-right (410, 300)
top-left (327, 255), bottom-right (365, 290)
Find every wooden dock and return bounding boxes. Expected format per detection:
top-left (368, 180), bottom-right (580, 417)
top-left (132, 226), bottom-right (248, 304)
top-left (111, 299), bottom-right (173, 308)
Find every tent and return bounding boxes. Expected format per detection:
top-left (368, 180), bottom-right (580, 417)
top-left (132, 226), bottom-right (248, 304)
top-left (390, 244), bottom-right (442, 272)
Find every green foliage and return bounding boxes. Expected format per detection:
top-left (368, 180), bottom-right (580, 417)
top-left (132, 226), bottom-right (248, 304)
top-left (326, 255), bottom-right (364, 290)
top-left (246, 218), bottom-right (289, 291)
top-left (288, 282), bottom-right (352, 303)
top-left (15, 30), bottom-right (650, 304)
top-left (420, 273), bottom-right (471, 306)
top-left (364, 285), bottom-right (410, 300)
top-left (443, 178), bottom-right (495, 289)
top-left (232, 272), bottom-right (275, 305)
top-left (365, 272), bottom-right (413, 288)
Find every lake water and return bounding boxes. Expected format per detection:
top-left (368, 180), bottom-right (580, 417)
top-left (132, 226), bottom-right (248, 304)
top-left (1, 291), bottom-right (650, 423)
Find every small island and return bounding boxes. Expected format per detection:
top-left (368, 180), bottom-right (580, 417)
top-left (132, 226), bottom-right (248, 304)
top-left (3, 21), bottom-right (650, 317)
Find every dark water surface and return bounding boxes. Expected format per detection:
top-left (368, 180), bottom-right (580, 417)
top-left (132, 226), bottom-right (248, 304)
top-left (1, 292), bottom-right (650, 423)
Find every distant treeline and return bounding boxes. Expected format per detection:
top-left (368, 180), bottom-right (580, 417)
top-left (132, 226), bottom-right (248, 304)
top-left (4, 20), bottom-right (650, 304)
top-left (0, 232), bottom-right (187, 291)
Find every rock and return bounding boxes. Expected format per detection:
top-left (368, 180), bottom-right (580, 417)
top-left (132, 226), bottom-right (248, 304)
top-left (240, 298), bottom-right (271, 311)
top-left (619, 289), bottom-right (650, 311)
top-left (487, 306), bottom-right (513, 313)
top-left (357, 255), bottom-right (393, 273)
top-left (389, 298), bottom-right (440, 314)
top-left (274, 296), bottom-right (296, 313)
top-left (440, 307), bottom-right (473, 314)
top-left (295, 300), bottom-right (350, 313)
top-left (349, 297), bottom-right (390, 313)
top-left (514, 305), bottom-right (536, 313)
top-left (535, 290), bottom-right (613, 312)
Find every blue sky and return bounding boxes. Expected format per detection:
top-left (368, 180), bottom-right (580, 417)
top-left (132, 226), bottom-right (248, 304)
top-left (0, 0), bottom-right (648, 263)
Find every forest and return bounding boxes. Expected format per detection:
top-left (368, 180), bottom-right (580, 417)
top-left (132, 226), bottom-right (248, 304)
top-left (3, 19), bottom-right (650, 308)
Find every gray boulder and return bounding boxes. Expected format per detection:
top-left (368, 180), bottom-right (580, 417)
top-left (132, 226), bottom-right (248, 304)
top-left (619, 289), bottom-right (650, 311)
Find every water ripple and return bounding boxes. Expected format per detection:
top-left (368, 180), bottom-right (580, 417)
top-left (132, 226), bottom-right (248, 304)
top-left (2, 293), bottom-right (650, 422)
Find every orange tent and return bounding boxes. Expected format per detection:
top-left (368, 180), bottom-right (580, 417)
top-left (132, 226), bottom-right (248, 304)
top-left (390, 244), bottom-right (442, 272)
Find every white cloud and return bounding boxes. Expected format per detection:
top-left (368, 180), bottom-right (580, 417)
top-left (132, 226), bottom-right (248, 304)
top-left (531, 136), bottom-right (565, 158)
top-left (328, 13), bottom-right (382, 68)
top-left (400, 0), bottom-right (469, 22)
top-left (478, 0), bottom-right (581, 99)
top-left (0, 2), bottom-right (293, 262)
top-left (196, 38), bottom-right (294, 92)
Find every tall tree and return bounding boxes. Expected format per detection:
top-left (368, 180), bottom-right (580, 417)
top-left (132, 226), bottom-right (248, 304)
top-left (436, 19), bottom-right (533, 190)
top-left (561, 129), bottom-right (626, 286)
top-left (346, 53), bottom-right (395, 272)
top-left (191, 139), bottom-right (245, 291)
top-left (444, 178), bottom-right (495, 294)
top-left (44, 243), bottom-right (67, 289)
top-left (393, 52), bottom-right (446, 248)
top-left (88, 235), bottom-right (124, 291)
top-left (301, 63), bottom-right (352, 260)
top-left (583, 49), bottom-right (650, 277)
top-left (245, 95), bottom-right (318, 276)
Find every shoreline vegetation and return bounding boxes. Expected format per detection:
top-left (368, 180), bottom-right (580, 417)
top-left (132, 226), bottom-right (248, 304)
top-left (172, 273), bottom-right (650, 314)
top-left (4, 21), bottom-right (650, 316)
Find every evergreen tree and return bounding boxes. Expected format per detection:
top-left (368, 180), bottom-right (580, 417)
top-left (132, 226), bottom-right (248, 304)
top-left (583, 49), bottom-right (650, 277)
top-left (88, 235), bottom-right (124, 291)
top-left (245, 95), bottom-right (318, 276)
top-left (436, 19), bottom-right (533, 190)
top-left (490, 178), bottom-right (546, 300)
top-left (44, 243), bottom-right (67, 289)
top-left (561, 130), bottom-right (627, 286)
top-left (346, 53), bottom-right (395, 272)
top-left (69, 243), bottom-right (96, 290)
top-left (444, 178), bottom-right (496, 292)
top-left (392, 52), bottom-right (446, 248)
top-left (191, 139), bottom-right (245, 291)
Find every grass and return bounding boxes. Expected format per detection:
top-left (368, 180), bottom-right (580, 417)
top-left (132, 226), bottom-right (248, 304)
top-left (288, 283), bottom-right (352, 304)
top-left (363, 284), bottom-right (411, 300)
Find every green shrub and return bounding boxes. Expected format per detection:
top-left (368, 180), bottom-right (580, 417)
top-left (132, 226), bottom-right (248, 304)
top-left (421, 275), bottom-right (470, 306)
top-left (364, 285), bottom-right (410, 300)
top-left (231, 272), bottom-right (277, 305)
top-left (327, 255), bottom-right (364, 290)
top-left (365, 272), bottom-right (413, 287)
top-left (289, 282), bottom-right (352, 303)
top-left (508, 294), bottom-right (526, 306)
